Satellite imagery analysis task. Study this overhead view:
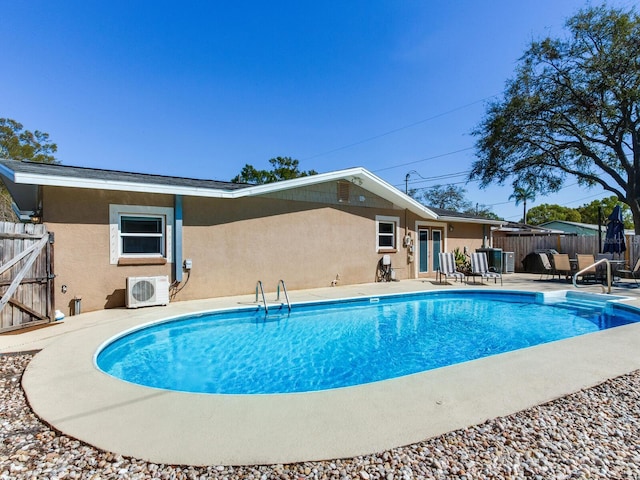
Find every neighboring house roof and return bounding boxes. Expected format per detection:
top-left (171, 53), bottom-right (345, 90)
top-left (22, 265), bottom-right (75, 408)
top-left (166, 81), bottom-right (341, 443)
top-left (539, 220), bottom-right (634, 236)
top-left (539, 220), bottom-right (605, 236)
top-left (0, 159), bottom-right (503, 225)
top-left (493, 221), bottom-right (570, 236)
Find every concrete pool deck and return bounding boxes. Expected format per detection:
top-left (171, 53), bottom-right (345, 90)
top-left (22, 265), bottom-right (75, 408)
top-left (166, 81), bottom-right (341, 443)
top-left (4, 275), bottom-right (640, 466)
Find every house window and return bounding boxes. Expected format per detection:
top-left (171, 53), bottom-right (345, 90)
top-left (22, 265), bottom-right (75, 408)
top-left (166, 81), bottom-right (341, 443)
top-left (376, 215), bottom-right (399, 251)
top-left (110, 205), bottom-right (174, 264)
top-left (120, 215), bottom-right (164, 255)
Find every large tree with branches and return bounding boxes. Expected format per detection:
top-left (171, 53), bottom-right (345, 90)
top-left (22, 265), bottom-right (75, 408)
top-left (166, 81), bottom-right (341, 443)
top-left (469, 6), bottom-right (640, 232)
top-left (0, 118), bottom-right (58, 220)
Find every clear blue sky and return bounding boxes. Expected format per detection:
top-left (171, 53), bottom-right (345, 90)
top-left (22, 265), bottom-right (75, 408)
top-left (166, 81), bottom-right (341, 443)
top-left (1, 0), bottom-right (635, 221)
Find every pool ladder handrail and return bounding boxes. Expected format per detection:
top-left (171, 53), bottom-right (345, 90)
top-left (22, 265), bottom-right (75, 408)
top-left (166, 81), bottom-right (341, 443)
top-left (572, 258), bottom-right (611, 294)
top-left (255, 280), bottom-right (268, 313)
top-left (276, 279), bottom-right (291, 311)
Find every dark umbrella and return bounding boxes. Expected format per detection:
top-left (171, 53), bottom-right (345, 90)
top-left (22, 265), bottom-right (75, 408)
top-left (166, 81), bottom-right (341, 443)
top-left (603, 205), bottom-right (626, 255)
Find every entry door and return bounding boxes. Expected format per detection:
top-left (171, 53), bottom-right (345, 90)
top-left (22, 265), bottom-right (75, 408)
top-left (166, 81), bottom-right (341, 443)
top-left (418, 228), bottom-right (444, 274)
top-left (418, 229), bottom-right (429, 273)
top-left (432, 229), bottom-right (443, 272)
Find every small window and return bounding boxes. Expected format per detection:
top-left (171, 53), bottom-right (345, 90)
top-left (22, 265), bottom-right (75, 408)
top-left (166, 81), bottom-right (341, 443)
top-left (109, 205), bottom-right (174, 264)
top-left (376, 215), bottom-right (399, 251)
top-left (120, 215), bottom-right (164, 255)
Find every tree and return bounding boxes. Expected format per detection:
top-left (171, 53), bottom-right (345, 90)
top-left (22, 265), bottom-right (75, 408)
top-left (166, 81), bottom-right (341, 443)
top-left (0, 118), bottom-right (57, 164)
top-left (526, 204), bottom-right (582, 225)
top-left (231, 157), bottom-right (317, 184)
top-left (463, 204), bottom-right (502, 220)
top-left (469, 6), bottom-right (640, 233)
top-left (576, 196), bottom-right (633, 228)
top-left (0, 118), bottom-right (58, 221)
top-left (508, 186), bottom-right (536, 224)
top-left (421, 184), bottom-right (472, 211)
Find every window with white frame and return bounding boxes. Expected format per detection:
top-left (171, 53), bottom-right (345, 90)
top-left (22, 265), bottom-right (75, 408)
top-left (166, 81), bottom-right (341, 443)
top-left (375, 215), bottom-right (399, 251)
top-left (109, 205), bottom-right (174, 264)
top-left (120, 215), bottom-right (164, 255)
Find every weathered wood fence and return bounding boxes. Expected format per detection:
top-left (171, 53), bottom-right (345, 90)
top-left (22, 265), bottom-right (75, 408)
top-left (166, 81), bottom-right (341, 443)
top-left (494, 234), bottom-right (639, 272)
top-left (0, 222), bottom-right (54, 332)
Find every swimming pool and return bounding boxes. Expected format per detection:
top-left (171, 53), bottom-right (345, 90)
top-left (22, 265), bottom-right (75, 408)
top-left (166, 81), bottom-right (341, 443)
top-left (96, 290), bottom-right (639, 394)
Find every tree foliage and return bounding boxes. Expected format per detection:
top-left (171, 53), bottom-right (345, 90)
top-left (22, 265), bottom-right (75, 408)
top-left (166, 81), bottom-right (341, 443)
top-left (524, 196), bottom-right (632, 228)
top-left (464, 204), bottom-right (502, 220)
top-left (509, 186), bottom-right (536, 224)
top-left (0, 118), bottom-right (57, 164)
top-left (526, 204), bottom-right (582, 225)
top-left (420, 184), bottom-right (472, 211)
top-left (469, 6), bottom-right (640, 232)
top-left (231, 157), bottom-right (317, 184)
top-left (576, 196), bottom-right (633, 228)
top-left (411, 184), bottom-right (500, 219)
top-left (0, 118), bottom-right (58, 221)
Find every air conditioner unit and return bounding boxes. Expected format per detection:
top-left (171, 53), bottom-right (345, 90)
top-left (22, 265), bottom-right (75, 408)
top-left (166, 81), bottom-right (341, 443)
top-left (126, 276), bottom-right (170, 308)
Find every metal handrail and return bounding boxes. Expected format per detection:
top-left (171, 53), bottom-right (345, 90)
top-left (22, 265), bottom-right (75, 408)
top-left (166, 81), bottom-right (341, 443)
top-left (572, 258), bottom-right (611, 294)
top-left (276, 279), bottom-right (291, 311)
top-left (255, 280), bottom-right (268, 313)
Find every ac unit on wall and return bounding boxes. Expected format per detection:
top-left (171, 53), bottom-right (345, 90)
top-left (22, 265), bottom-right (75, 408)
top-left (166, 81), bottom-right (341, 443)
top-left (126, 276), bottom-right (170, 308)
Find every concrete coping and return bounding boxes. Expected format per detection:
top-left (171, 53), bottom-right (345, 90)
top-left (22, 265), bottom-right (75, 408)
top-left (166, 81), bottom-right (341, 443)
top-left (14, 278), bottom-right (640, 465)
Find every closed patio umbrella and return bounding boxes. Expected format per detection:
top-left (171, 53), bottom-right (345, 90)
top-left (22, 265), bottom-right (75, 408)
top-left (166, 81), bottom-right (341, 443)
top-left (603, 205), bottom-right (626, 256)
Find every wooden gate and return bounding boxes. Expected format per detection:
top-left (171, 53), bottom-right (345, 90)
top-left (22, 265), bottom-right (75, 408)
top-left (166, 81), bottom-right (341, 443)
top-left (0, 222), bottom-right (54, 332)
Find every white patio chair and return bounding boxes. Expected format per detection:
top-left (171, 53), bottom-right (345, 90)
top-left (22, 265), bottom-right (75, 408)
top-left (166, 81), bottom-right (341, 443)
top-left (470, 252), bottom-right (502, 285)
top-left (437, 252), bottom-right (466, 284)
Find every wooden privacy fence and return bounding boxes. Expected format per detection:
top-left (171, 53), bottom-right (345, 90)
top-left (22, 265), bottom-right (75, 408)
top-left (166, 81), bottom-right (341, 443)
top-left (0, 222), bottom-right (54, 332)
top-left (493, 234), bottom-right (639, 272)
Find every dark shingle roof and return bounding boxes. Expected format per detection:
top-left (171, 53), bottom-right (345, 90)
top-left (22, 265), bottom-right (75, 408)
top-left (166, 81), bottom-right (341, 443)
top-left (428, 206), bottom-right (499, 221)
top-left (0, 159), bottom-right (249, 191)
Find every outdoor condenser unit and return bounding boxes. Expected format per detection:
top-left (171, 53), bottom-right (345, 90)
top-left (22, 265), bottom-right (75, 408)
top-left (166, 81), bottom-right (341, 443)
top-left (502, 251), bottom-right (515, 274)
top-left (126, 276), bottom-right (170, 308)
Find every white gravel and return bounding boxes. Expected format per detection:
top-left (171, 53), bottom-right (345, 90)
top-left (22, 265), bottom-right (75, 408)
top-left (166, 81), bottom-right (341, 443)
top-left (1, 352), bottom-right (639, 479)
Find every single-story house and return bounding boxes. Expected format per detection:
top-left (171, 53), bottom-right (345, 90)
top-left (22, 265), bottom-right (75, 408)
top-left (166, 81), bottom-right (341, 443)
top-left (0, 159), bottom-right (503, 313)
top-left (539, 220), bottom-right (635, 237)
top-left (538, 220), bottom-right (607, 236)
top-left (492, 222), bottom-right (570, 237)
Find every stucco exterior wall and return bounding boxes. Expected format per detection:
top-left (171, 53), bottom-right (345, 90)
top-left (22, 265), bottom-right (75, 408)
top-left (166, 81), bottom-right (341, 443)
top-left (42, 184), bottom-right (493, 313)
top-left (43, 187), bottom-right (173, 313)
top-left (181, 196), bottom-right (407, 300)
top-left (43, 187), bottom-right (417, 313)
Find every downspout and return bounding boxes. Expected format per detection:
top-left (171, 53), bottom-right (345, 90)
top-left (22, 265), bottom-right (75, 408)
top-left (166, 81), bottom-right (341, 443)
top-left (174, 195), bottom-right (183, 282)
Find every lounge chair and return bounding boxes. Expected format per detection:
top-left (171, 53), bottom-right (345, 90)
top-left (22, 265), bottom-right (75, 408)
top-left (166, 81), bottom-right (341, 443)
top-left (437, 252), bottom-right (466, 284)
top-left (470, 252), bottom-right (502, 285)
top-left (538, 253), bottom-right (554, 280)
top-left (551, 253), bottom-right (572, 281)
top-left (617, 258), bottom-right (640, 286)
top-left (576, 254), bottom-right (597, 283)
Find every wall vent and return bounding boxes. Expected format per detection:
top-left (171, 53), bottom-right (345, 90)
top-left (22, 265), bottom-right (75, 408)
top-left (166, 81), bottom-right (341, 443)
top-left (337, 181), bottom-right (350, 202)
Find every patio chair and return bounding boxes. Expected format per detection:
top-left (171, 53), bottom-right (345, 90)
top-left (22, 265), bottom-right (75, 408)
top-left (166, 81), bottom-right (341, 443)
top-left (437, 252), bottom-right (466, 284)
top-left (617, 258), bottom-right (640, 286)
top-left (470, 252), bottom-right (502, 285)
top-left (576, 254), bottom-right (597, 283)
top-left (538, 253), bottom-right (554, 280)
top-left (551, 253), bottom-right (572, 281)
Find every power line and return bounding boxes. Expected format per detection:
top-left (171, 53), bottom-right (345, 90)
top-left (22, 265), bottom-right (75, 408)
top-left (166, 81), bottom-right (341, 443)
top-left (302, 95), bottom-right (499, 161)
top-left (374, 147), bottom-right (475, 173)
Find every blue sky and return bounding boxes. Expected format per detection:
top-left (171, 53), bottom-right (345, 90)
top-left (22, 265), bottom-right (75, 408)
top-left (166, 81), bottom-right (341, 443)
top-left (1, 0), bottom-right (635, 221)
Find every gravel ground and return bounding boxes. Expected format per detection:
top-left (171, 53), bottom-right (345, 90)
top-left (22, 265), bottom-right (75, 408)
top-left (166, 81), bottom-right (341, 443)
top-left (1, 352), bottom-right (639, 480)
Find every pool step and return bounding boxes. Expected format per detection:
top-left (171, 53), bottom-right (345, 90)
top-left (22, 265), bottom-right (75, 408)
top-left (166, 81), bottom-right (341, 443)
top-left (548, 298), bottom-right (607, 313)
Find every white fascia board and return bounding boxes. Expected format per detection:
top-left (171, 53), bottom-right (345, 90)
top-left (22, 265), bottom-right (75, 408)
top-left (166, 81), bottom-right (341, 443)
top-left (235, 167), bottom-right (440, 219)
top-left (10, 172), bottom-right (237, 198)
top-left (0, 163), bottom-right (17, 182)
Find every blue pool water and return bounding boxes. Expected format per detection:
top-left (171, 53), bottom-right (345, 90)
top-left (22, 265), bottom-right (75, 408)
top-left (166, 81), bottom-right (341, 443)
top-left (96, 290), bottom-right (640, 394)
